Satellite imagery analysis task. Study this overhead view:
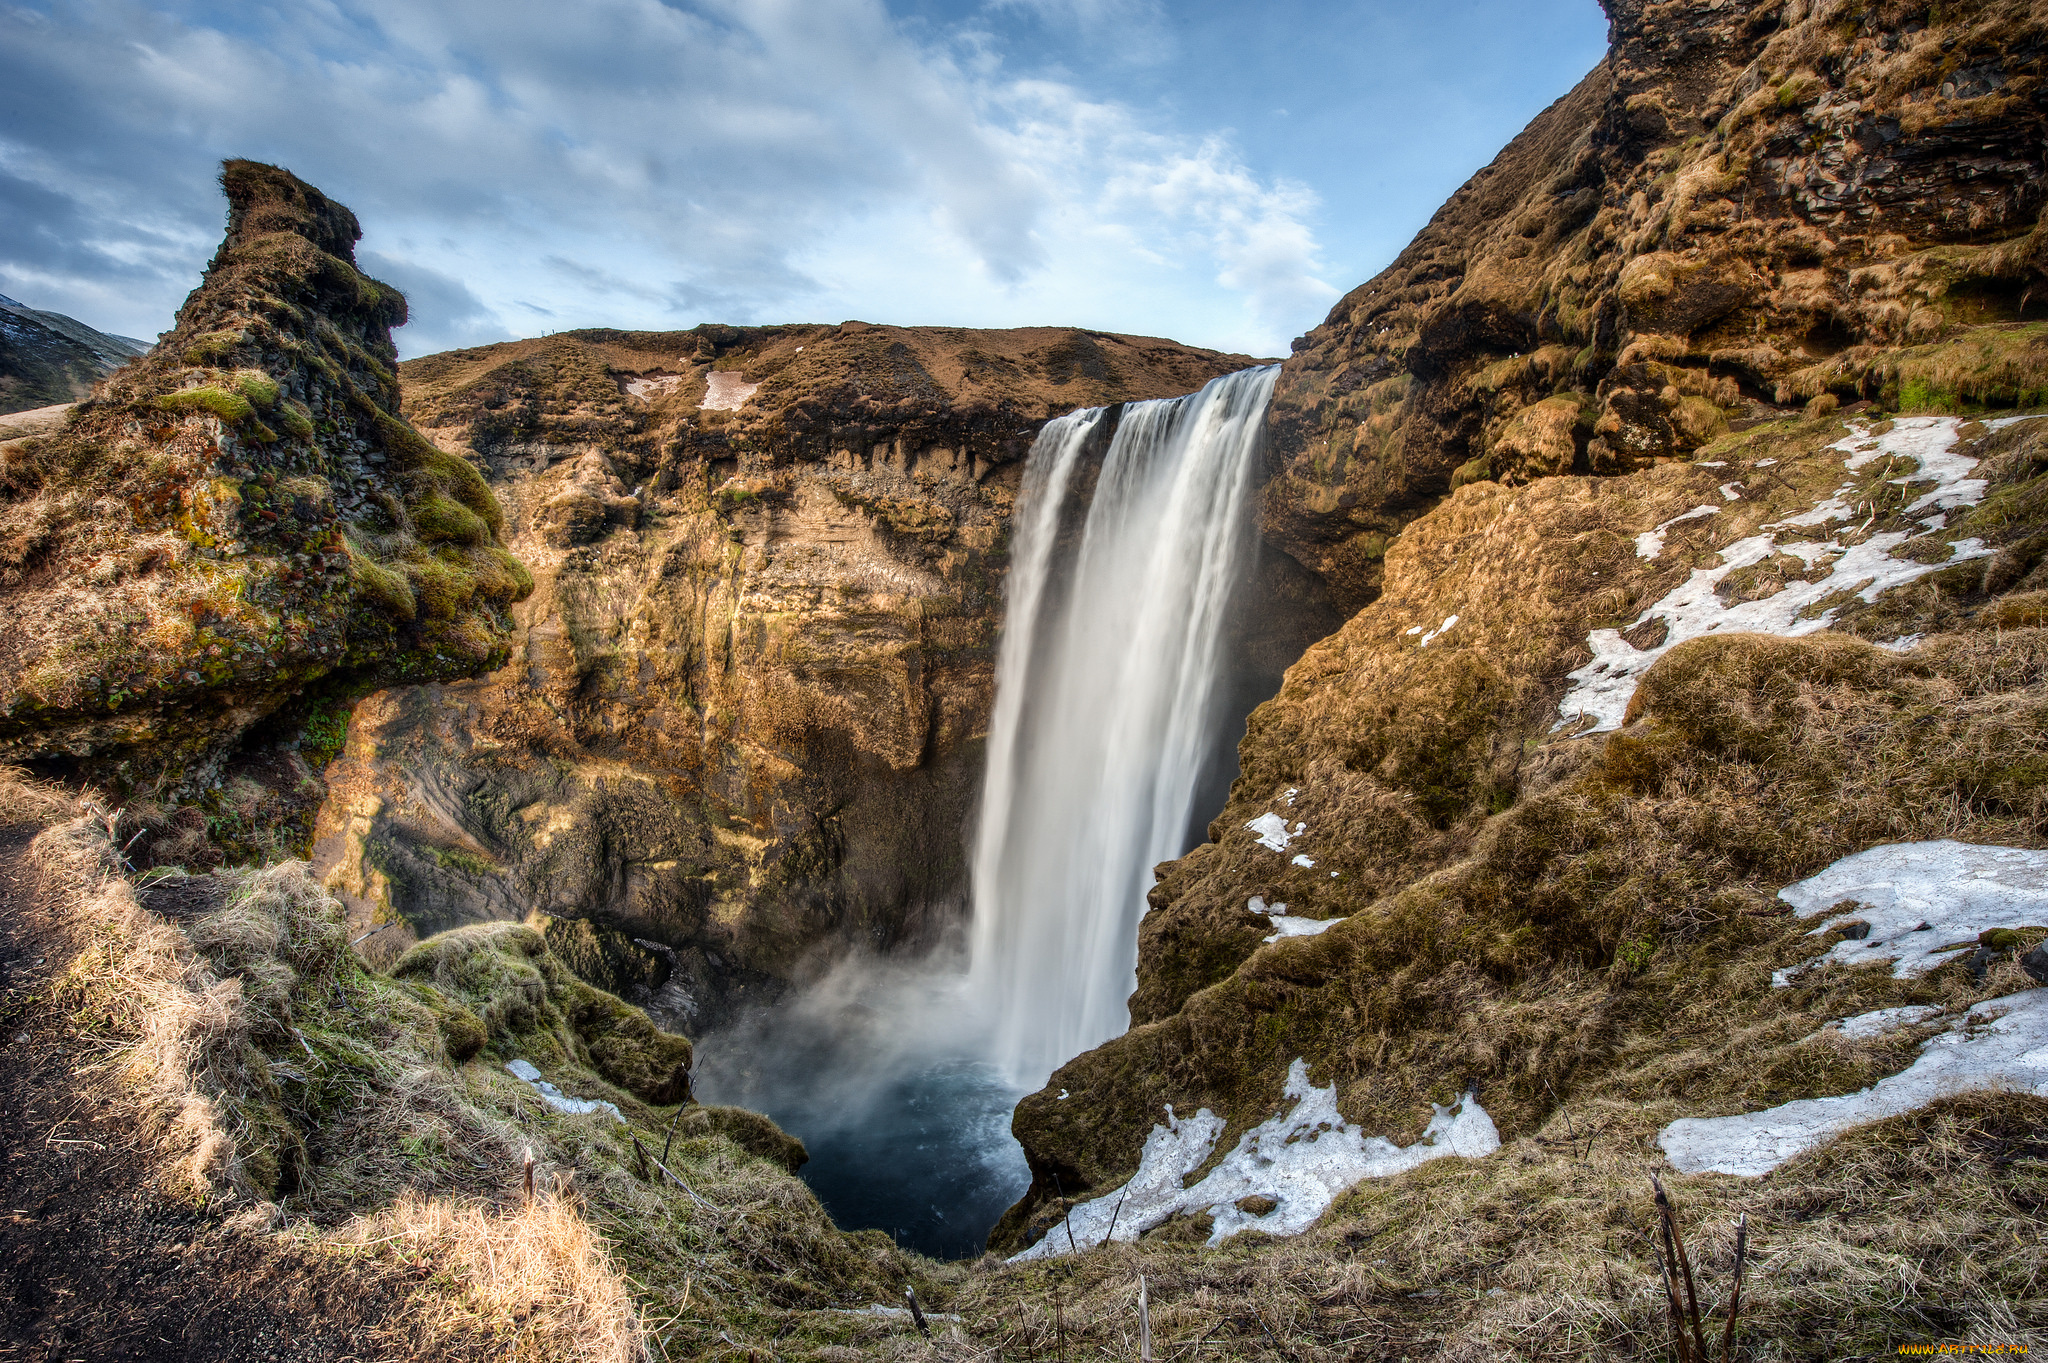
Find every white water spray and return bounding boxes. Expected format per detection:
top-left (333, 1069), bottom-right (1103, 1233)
top-left (969, 365), bottom-right (1278, 1085)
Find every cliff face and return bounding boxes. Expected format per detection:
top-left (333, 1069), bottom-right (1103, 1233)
top-left (1264, 0), bottom-right (2045, 611)
top-left (311, 324), bottom-right (1301, 1024)
top-left (0, 162), bottom-right (528, 861)
top-left (998, 0), bottom-right (2048, 1278)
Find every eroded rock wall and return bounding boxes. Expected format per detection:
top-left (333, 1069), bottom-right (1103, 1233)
top-left (1265, 0), bottom-right (2047, 611)
top-left (313, 325), bottom-right (1312, 1025)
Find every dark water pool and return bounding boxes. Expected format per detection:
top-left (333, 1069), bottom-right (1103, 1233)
top-left (693, 985), bottom-right (1032, 1260)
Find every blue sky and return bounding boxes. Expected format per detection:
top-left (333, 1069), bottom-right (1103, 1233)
top-left (0, 0), bottom-right (1608, 359)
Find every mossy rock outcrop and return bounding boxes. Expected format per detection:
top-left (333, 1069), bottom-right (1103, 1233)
top-left (0, 160), bottom-right (529, 856)
top-left (391, 919), bottom-right (694, 1106)
top-left (1264, 0), bottom-right (2048, 610)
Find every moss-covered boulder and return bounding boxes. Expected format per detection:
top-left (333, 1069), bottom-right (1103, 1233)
top-left (391, 919), bottom-right (694, 1106)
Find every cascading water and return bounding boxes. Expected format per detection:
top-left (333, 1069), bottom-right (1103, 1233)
top-left (969, 364), bottom-right (1279, 1085)
top-left (694, 364), bottom-right (1280, 1257)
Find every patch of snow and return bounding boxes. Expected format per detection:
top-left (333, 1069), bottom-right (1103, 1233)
top-left (1404, 625), bottom-right (1424, 636)
top-left (1811, 1005), bottom-right (1946, 1041)
top-left (1875, 634), bottom-right (1924, 653)
top-left (1284, 787), bottom-right (1299, 805)
top-left (1755, 459), bottom-right (1778, 468)
top-left (1719, 482), bottom-right (1744, 501)
top-left (1659, 989), bottom-right (2048, 1176)
top-left (1291, 853), bottom-right (1316, 868)
top-left (834, 1305), bottom-right (964, 1322)
top-left (1770, 840), bottom-right (2048, 985)
top-left (505, 1059), bottom-right (624, 1123)
top-left (701, 371), bottom-right (760, 410)
top-left (1011, 1059), bottom-right (1499, 1260)
top-left (1247, 813), bottom-right (1294, 852)
top-left (625, 373), bottom-right (686, 401)
top-left (1696, 461), bottom-right (1728, 468)
top-left (1263, 912), bottom-right (1345, 943)
top-left (1634, 504), bottom-right (1721, 559)
top-left (1557, 417), bottom-right (2008, 736)
top-left (1418, 614), bottom-right (1459, 648)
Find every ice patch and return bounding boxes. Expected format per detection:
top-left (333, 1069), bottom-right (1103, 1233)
top-left (1810, 1005), bottom-right (1946, 1041)
top-left (1246, 813), bottom-right (1294, 851)
top-left (505, 1059), bottom-right (624, 1122)
top-left (1770, 840), bottom-right (2048, 986)
top-left (1659, 989), bottom-right (2048, 1176)
top-left (1555, 417), bottom-right (2018, 736)
top-left (1252, 896), bottom-right (1345, 941)
top-left (624, 373), bottom-right (686, 401)
top-left (1010, 1059), bottom-right (1499, 1260)
top-left (701, 370), bottom-right (759, 410)
top-left (1418, 615), bottom-right (1459, 647)
top-left (1634, 504), bottom-right (1721, 559)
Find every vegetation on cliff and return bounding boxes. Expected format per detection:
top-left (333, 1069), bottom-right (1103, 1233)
top-left (1265, 0), bottom-right (2048, 611)
top-left (0, 162), bottom-right (530, 860)
top-left (993, 0), bottom-right (2048, 1351)
top-left (312, 322), bottom-right (1318, 1028)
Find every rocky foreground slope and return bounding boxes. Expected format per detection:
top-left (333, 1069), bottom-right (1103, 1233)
top-left (987, 0), bottom-right (2048, 1351)
top-left (312, 322), bottom-right (1314, 1020)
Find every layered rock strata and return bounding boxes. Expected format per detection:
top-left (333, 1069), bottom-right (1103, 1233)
top-left (1264, 0), bottom-right (2047, 611)
top-left (313, 325), bottom-right (1315, 1024)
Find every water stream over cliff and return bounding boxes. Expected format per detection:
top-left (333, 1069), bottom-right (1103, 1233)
top-left (698, 365), bottom-right (1281, 1255)
top-left (968, 364), bottom-right (1279, 1085)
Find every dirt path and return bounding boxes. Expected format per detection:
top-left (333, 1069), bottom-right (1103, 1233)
top-left (0, 817), bottom-right (466, 1363)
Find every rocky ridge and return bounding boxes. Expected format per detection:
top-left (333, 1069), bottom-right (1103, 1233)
top-left (0, 292), bottom-right (150, 415)
top-left (1263, 0), bottom-right (2046, 611)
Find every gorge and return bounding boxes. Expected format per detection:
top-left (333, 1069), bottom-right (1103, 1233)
top-left (2, 0), bottom-right (2047, 1354)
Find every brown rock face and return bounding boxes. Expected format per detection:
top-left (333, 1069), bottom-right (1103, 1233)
top-left (312, 324), bottom-right (1290, 1025)
top-left (0, 162), bottom-right (527, 859)
top-left (1264, 0), bottom-right (2047, 612)
top-left (996, 0), bottom-right (2048, 1255)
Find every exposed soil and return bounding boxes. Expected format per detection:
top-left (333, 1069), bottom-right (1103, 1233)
top-left (0, 819), bottom-right (479, 1363)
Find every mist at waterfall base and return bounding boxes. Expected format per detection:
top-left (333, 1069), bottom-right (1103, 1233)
top-left (696, 366), bottom-right (1282, 1259)
top-left (692, 951), bottom-right (1030, 1261)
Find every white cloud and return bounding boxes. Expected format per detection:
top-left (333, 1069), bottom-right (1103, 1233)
top-left (0, 0), bottom-right (1331, 357)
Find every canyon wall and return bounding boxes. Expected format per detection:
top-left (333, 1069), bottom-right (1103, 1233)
top-left (998, 0), bottom-right (2048, 1252)
top-left (312, 324), bottom-right (1326, 1025)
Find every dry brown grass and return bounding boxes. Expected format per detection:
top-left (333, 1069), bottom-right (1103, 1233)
top-left (945, 1090), bottom-right (2046, 1360)
top-left (331, 1192), bottom-right (643, 1363)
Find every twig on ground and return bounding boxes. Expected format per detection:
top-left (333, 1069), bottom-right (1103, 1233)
top-left (1722, 1213), bottom-right (1749, 1362)
top-left (905, 1286), bottom-right (931, 1339)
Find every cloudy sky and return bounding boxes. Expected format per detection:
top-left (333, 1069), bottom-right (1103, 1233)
top-left (1, 0), bottom-right (1607, 360)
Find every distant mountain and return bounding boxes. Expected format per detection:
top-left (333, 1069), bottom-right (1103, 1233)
top-left (0, 293), bottom-right (152, 414)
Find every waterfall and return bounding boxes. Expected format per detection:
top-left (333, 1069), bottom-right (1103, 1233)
top-left (969, 364), bottom-right (1279, 1085)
